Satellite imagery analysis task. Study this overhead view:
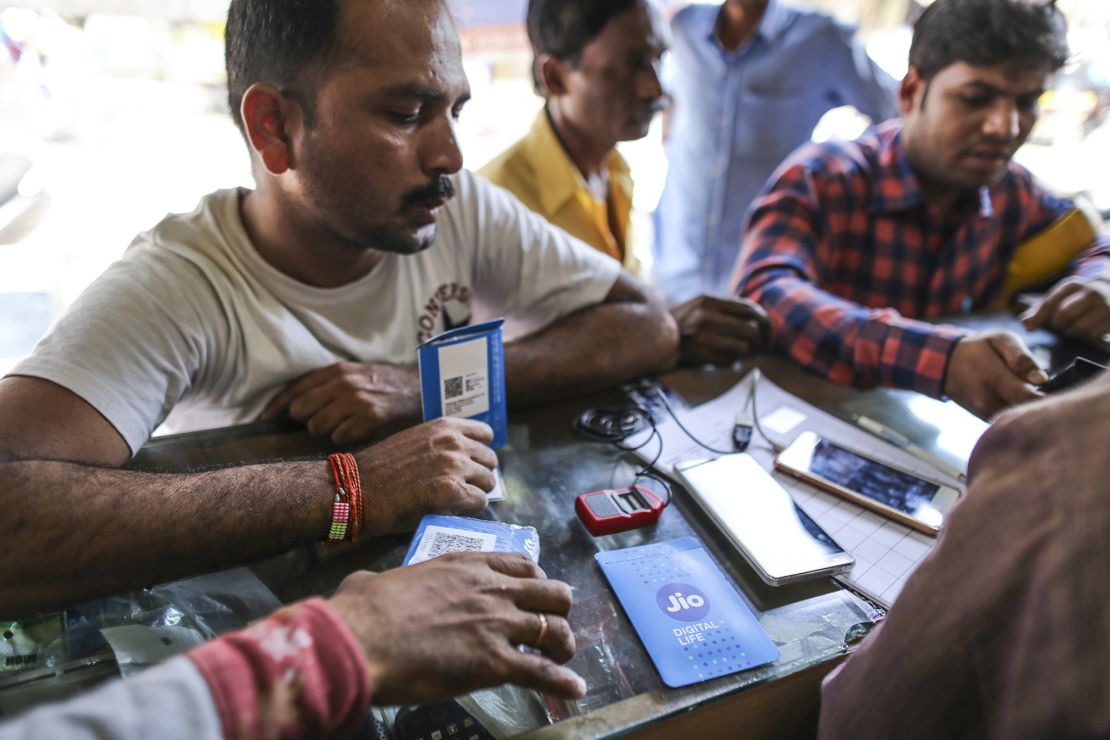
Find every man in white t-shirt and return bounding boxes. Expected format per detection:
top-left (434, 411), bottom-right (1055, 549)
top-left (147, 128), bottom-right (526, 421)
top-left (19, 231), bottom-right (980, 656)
top-left (0, 0), bottom-right (677, 611)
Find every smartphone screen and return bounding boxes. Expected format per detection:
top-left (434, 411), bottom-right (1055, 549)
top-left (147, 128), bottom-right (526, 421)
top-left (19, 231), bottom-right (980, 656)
top-left (776, 432), bottom-right (961, 534)
top-left (809, 439), bottom-right (940, 517)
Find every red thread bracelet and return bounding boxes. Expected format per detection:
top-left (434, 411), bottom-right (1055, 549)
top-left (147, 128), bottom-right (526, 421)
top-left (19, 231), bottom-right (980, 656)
top-left (327, 453), bottom-right (364, 544)
top-left (337, 453), bottom-right (362, 542)
top-left (323, 455), bottom-right (349, 548)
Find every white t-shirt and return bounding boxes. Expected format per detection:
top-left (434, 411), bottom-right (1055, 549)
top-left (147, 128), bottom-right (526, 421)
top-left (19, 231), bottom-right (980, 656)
top-left (12, 170), bottom-right (621, 453)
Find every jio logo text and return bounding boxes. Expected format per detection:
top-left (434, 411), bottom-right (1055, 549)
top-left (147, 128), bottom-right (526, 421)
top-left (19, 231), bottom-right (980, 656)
top-left (655, 582), bottom-right (710, 622)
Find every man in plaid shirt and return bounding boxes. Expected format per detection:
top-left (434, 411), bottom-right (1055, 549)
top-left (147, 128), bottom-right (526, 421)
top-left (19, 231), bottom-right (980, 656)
top-left (736, 0), bottom-right (1110, 420)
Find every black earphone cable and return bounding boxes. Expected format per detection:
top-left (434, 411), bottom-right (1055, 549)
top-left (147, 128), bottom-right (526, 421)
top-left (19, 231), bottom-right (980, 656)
top-left (574, 406), bottom-right (672, 506)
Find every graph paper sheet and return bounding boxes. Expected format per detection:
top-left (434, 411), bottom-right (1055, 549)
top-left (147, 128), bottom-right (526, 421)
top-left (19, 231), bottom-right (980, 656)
top-left (628, 373), bottom-right (967, 608)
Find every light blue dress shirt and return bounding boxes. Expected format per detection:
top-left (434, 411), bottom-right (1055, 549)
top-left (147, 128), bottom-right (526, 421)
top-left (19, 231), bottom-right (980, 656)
top-left (652, 0), bottom-right (898, 302)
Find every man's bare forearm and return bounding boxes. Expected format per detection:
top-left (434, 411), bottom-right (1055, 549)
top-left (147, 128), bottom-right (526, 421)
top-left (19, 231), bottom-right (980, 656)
top-left (504, 275), bottom-right (678, 406)
top-left (0, 459), bottom-right (333, 619)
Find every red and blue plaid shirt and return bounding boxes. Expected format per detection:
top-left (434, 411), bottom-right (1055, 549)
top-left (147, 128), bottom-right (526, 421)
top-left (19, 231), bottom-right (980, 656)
top-left (735, 120), bottom-right (1110, 398)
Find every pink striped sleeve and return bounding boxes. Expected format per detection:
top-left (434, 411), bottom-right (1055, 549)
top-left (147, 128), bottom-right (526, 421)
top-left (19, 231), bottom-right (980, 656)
top-left (187, 597), bottom-right (372, 740)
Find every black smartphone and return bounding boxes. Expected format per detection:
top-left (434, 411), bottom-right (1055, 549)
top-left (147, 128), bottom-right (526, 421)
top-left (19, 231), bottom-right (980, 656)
top-left (1038, 357), bottom-right (1107, 394)
top-left (393, 701), bottom-right (494, 740)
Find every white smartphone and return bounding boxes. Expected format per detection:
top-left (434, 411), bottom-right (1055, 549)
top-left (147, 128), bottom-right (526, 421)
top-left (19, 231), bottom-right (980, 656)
top-left (775, 431), bottom-right (962, 536)
top-left (674, 454), bottom-right (854, 586)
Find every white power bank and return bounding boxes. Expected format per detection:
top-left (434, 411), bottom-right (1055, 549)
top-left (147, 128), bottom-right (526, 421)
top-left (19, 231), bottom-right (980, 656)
top-left (675, 454), bottom-right (854, 586)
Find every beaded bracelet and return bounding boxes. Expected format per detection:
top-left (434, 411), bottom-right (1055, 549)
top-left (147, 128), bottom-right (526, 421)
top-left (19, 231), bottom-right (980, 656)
top-left (325, 495), bottom-right (350, 545)
top-left (325, 453), bottom-right (364, 546)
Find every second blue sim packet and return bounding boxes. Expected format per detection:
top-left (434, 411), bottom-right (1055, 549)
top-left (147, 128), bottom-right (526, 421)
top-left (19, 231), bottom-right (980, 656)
top-left (417, 318), bottom-right (508, 448)
top-left (596, 536), bottom-right (779, 688)
top-left (403, 515), bottom-right (540, 565)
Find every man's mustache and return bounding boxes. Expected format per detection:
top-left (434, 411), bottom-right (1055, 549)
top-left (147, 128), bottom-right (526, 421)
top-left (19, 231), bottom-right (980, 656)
top-left (633, 98), bottom-right (667, 121)
top-left (401, 176), bottom-right (456, 208)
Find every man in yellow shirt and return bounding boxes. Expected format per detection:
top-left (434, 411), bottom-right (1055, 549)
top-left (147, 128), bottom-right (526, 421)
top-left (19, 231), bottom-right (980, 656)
top-left (482, 0), bottom-right (770, 365)
top-left (481, 99), bottom-right (638, 273)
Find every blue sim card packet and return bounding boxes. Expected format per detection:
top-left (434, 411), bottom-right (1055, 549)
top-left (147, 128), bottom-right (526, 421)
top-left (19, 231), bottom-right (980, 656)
top-left (417, 318), bottom-right (507, 448)
top-left (596, 536), bottom-right (779, 688)
top-left (403, 515), bottom-right (540, 566)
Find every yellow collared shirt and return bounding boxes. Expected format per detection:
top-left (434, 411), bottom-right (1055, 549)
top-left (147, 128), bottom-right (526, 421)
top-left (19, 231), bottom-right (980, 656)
top-left (479, 109), bottom-right (640, 274)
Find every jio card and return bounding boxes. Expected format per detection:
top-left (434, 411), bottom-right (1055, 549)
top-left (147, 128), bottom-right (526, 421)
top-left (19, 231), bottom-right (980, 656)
top-left (596, 537), bottom-right (779, 688)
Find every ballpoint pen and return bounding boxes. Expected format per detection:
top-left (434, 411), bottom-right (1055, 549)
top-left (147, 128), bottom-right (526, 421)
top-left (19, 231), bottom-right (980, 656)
top-left (853, 414), bottom-right (967, 483)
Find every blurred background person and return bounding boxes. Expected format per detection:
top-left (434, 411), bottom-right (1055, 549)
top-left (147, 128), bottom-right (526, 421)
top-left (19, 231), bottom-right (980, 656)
top-left (652, 0), bottom-right (897, 303)
top-left (482, 0), bottom-right (770, 366)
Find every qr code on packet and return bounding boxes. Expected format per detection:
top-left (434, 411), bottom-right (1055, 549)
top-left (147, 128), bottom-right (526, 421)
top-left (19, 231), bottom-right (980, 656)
top-left (408, 525), bottom-right (498, 565)
top-left (444, 375), bottom-right (464, 400)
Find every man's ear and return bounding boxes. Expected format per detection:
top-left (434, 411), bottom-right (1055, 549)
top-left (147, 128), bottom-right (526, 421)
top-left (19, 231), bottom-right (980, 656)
top-left (241, 83), bottom-right (301, 175)
top-left (899, 67), bottom-right (925, 117)
top-left (537, 54), bottom-right (571, 98)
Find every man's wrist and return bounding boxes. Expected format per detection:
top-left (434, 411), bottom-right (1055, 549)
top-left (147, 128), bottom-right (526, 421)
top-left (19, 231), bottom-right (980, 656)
top-left (273, 459), bottom-right (338, 544)
top-left (938, 333), bottom-right (966, 400)
top-left (877, 321), bottom-right (965, 398)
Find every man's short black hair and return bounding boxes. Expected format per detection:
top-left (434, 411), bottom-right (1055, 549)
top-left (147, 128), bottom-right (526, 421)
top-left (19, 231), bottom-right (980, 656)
top-left (224, 0), bottom-right (345, 134)
top-left (526, 0), bottom-right (641, 91)
top-left (909, 0), bottom-right (1068, 79)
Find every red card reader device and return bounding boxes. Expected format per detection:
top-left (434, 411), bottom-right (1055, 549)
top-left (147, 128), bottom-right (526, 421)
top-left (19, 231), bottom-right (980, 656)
top-left (575, 485), bottom-right (664, 536)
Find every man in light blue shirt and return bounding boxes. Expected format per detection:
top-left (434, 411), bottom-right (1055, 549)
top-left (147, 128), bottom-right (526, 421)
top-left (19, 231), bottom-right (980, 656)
top-left (653, 0), bottom-right (898, 302)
